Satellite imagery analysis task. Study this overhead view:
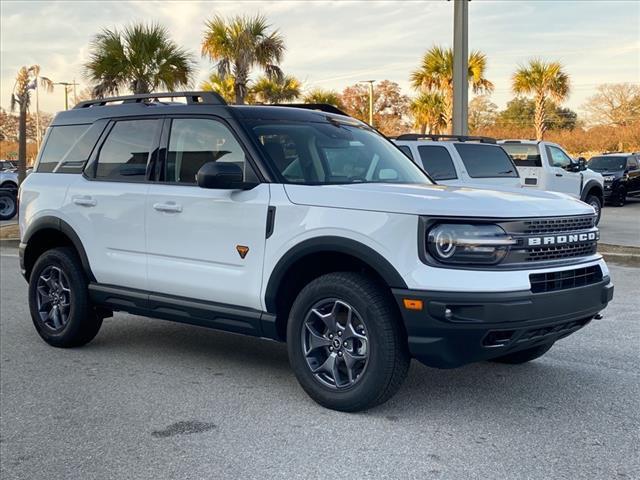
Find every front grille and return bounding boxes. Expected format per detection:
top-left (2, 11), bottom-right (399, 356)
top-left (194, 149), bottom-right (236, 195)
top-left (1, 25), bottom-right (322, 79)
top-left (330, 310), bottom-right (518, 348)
top-left (529, 265), bottom-right (603, 293)
top-left (525, 243), bottom-right (598, 262)
top-left (521, 216), bottom-right (595, 234)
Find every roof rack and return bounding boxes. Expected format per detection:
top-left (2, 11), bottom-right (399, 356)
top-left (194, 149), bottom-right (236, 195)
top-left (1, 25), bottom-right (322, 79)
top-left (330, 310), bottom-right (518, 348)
top-left (73, 91), bottom-right (226, 109)
top-left (265, 103), bottom-right (350, 117)
top-left (395, 133), bottom-right (496, 144)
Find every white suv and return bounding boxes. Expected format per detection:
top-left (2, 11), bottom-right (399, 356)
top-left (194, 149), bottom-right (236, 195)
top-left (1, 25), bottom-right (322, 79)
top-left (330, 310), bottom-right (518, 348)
top-left (393, 134), bottom-right (523, 191)
top-left (500, 140), bottom-right (604, 223)
top-left (19, 92), bottom-right (614, 411)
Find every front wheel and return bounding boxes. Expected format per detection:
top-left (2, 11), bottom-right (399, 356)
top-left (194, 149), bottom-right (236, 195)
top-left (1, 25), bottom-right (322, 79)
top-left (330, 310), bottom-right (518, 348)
top-left (287, 272), bottom-right (410, 412)
top-left (585, 194), bottom-right (602, 224)
top-left (490, 342), bottom-right (554, 364)
top-left (28, 247), bottom-right (103, 348)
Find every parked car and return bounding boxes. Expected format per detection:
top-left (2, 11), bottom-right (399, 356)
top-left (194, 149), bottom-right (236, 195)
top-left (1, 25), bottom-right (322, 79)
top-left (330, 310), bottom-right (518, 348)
top-left (499, 140), bottom-right (604, 223)
top-left (393, 134), bottom-right (523, 190)
top-left (587, 153), bottom-right (640, 207)
top-left (0, 160), bottom-right (18, 171)
top-left (19, 92), bottom-right (613, 412)
top-left (0, 169), bottom-right (19, 192)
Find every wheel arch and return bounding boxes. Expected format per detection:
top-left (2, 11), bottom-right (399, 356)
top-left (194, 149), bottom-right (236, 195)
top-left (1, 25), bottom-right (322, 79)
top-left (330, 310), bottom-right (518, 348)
top-left (264, 236), bottom-right (408, 340)
top-left (581, 180), bottom-right (603, 204)
top-left (22, 216), bottom-right (95, 281)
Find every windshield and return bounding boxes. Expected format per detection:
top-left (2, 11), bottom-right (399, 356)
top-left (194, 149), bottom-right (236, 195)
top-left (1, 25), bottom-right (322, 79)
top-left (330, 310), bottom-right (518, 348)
top-left (250, 121), bottom-right (430, 185)
top-left (454, 144), bottom-right (519, 178)
top-left (588, 156), bottom-right (626, 171)
top-left (501, 143), bottom-right (542, 167)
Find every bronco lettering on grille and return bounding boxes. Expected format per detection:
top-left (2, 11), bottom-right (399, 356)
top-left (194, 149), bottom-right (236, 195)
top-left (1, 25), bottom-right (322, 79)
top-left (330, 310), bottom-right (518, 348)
top-left (527, 232), bottom-right (598, 247)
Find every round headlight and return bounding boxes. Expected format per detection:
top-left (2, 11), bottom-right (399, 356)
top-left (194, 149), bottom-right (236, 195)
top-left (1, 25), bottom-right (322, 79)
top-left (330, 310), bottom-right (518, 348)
top-left (434, 228), bottom-right (456, 258)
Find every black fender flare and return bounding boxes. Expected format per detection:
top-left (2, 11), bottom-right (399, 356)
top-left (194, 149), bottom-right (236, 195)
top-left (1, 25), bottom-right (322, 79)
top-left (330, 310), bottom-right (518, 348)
top-left (581, 180), bottom-right (603, 202)
top-left (22, 215), bottom-right (95, 281)
top-left (264, 236), bottom-right (408, 312)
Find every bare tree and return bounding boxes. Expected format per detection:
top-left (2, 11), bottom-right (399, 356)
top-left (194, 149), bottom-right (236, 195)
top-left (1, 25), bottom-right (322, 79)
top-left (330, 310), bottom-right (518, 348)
top-left (582, 83), bottom-right (640, 126)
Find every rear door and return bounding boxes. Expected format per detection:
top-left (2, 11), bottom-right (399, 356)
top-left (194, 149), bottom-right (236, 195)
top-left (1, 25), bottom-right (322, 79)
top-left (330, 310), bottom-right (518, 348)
top-left (145, 116), bottom-right (269, 310)
top-left (67, 118), bottom-right (161, 289)
top-left (545, 145), bottom-right (581, 197)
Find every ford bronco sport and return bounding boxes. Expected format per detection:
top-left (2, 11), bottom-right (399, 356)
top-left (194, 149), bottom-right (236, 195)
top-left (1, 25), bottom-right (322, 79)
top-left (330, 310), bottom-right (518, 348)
top-left (19, 92), bottom-right (614, 411)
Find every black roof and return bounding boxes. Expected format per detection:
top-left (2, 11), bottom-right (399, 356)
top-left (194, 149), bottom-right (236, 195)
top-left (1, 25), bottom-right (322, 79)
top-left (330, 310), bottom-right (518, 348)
top-left (51, 91), bottom-right (358, 127)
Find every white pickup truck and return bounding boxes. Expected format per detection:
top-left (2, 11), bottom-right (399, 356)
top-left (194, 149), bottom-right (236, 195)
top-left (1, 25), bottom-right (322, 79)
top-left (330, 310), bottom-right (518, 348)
top-left (499, 140), bottom-right (604, 223)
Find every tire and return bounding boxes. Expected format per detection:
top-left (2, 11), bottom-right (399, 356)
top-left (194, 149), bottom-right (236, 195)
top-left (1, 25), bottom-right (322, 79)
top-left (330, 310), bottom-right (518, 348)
top-left (287, 272), bottom-right (410, 412)
top-left (0, 181), bottom-right (18, 192)
top-left (585, 194), bottom-right (602, 224)
top-left (28, 247), bottom-right (103, 348)
top-left (614, 188), bottom-right (626, 207)
top-left (0, 191), bottom-right (17, 220)
top-left (490, 342), bottom-right (553, 364)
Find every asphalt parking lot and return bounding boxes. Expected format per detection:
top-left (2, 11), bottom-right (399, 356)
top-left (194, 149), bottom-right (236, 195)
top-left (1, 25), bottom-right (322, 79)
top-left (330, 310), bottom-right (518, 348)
top-left (0, 249), bottom-right (638, 480)
top-left (599, 198), bottom-right (640, 247)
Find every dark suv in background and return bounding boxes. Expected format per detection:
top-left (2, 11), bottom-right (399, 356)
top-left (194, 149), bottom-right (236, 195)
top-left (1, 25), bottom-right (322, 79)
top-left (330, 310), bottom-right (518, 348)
top-left (588, 153), bottom-right (640, 206)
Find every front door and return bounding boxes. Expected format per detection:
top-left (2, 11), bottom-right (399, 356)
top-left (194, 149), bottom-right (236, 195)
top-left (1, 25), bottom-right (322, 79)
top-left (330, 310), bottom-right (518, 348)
top-left (145, 117), bottom-right (269, 311)
top-left (545, 145), bottom-right (581, 198)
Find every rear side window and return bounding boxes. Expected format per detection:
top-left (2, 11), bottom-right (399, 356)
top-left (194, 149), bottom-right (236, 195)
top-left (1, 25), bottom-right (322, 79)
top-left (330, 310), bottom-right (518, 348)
top-left (94, 119), bottom-right (160, 181)
top-left (501, 143), bottom-right (542, 167)
top-left (397, 145), bottom-right (414, 161)
top-left (37, 125), bottom-right (90, 173)
top-left (454, 144), bottom-right (518, 178)
top-left (418, 146), bottom-right (457, 180)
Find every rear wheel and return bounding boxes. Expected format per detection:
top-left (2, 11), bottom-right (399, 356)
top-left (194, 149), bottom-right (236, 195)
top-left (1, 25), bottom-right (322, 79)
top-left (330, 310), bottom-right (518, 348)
top-left (0, 191), bottom-right (17, 220)
top-left (28, 247), bottom-right (103, 348)
top-left (287, 272), bottom-right (410, 412)
top-left (490, 342), bottom-right (553, 364)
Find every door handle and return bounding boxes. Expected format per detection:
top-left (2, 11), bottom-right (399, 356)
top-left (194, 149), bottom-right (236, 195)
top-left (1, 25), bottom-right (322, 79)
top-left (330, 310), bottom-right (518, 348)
top-left (153, 202), bottom-right (182, 213)
top-left (555, 173), bottom-right (563, 177)
top-left (72, 195), bottom-right (97, 207)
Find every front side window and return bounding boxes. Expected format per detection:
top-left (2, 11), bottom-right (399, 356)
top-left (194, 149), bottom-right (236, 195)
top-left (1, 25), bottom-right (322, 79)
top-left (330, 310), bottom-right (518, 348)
top-left (417, 146), bottom-right (457, 180)
top-left (165, 118), bottom-right (256, 184)
top-left (547, 145), bottom-right (573, 169)
top-left (250, 121), bottom-right (429, 185)
top-left (627, 157), bottom-right (638, 170)
top-left (94, 119), bottom-right (160, 181)
top-left (37, 124), bottom-right (90, 173)
top-left (454, 144), bottom-right (518, 178)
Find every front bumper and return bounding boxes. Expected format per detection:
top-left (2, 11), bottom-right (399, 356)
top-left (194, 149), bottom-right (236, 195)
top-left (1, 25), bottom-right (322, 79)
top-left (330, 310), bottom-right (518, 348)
top-left (393, 278), bottom-right (613, 368)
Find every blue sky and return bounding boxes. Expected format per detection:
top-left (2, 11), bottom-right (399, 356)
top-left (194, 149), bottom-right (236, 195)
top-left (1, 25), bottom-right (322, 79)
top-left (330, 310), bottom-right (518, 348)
top-left (1, 0), bottom-right (638, 114)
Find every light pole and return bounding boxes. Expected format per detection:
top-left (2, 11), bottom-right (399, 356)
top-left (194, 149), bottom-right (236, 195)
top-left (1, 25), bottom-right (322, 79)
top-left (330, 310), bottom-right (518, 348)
top-left (53, 81), bottom-right (79, 110)
top-left (359, 80), bottom-right (375, 127)
top-left (452, 0), bottom-right (469, 135)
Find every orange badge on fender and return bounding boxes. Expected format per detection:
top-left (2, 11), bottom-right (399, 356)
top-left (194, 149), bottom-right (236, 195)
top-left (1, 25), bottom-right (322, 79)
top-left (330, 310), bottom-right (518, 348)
top-left (236, 245), bottom-right (249, 259)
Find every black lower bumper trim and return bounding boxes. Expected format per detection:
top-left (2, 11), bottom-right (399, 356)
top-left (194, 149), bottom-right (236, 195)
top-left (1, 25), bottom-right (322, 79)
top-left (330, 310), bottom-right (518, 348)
top-left (392, 278), bottom-right (613, 368)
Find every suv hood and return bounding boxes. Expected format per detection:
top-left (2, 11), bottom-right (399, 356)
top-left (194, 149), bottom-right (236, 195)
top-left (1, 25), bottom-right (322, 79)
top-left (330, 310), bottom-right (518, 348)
top-left (284, 183), bottom-right (593, 218)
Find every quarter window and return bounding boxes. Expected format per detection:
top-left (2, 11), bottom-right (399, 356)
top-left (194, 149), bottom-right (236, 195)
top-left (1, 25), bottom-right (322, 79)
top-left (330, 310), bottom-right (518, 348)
top-left (417, 146), bottom-right (457, 180)
top-left (165, 118), bottom-right (256, 184)
top-left (95, 119), bottom-right (160, 181)
top-left (37, 125), bottom-right (90, 173)
top-left (397, 145), bottom-right (414, 161)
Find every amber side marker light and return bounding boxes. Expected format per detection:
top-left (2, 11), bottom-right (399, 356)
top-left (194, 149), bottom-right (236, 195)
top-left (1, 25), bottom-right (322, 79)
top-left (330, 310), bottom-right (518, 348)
top-left (403, 299), bottom-right (423, 311)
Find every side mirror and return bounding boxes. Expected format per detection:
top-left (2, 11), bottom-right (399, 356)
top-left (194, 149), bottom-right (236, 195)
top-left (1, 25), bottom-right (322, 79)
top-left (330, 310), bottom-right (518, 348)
top-left (577, 157), bottom-right (587, 171)
top-left (196, 162), bottom-right (245, 190)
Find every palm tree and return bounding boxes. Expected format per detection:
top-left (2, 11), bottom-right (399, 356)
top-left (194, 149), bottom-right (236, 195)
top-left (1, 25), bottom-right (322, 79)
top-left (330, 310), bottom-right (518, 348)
top-left (512, 59), bottom-right (570, 140)
top-left (201, 14), bottom-right (285, 105)
top-left (201, 73), bottom-right (237, 104)
top-left (410, 93), bottom-right (447, 135)
top-left (410, 45), bottom-right (493, 132)
top-left (252, 75), bottom-right (301, 104)
top-left (84, 23), bottom-right (195, 97)
top-left (303, 88), bottom-right (344, 109)
top-left (10, 65), bottom-right (53, 183)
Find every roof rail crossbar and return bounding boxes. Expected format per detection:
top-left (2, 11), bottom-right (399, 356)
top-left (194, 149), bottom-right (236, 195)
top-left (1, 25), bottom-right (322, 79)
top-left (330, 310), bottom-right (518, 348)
top-left (265, 103), bottom-right (350, 117)
top-left (395, 133), bottom-right (496, 144)
top-left (73, 91), bottom-right (226, 109)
